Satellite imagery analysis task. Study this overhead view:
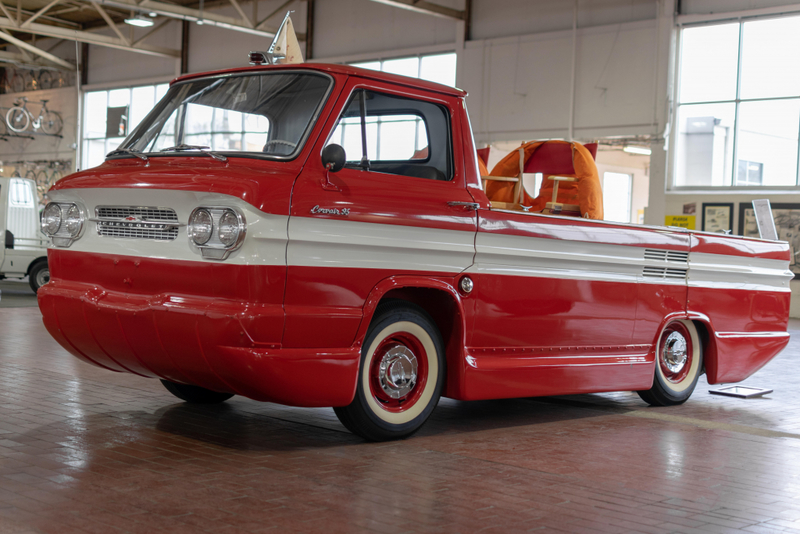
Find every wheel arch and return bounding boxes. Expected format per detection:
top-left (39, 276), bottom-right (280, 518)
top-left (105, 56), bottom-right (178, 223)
top-left (359, 276), bottom-right (467, 399)
top-left (686, 311), bottom-right (717, 381)
top-left (27, 256), bottom-right (47, 276)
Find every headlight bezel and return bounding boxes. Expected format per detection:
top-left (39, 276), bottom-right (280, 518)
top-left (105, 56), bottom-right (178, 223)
top-left (65, 204), bottom-right (84, 237)
top-left (217, 208), bottom-right (244, 247)
top-left (42, 203), bottom-right (62, 236)
top-left (41, 202), bottom-right (86, 247)
top-left (187, 206), bottom-right (246, 260)
top-left (188, 208), bottom-right (214, 245)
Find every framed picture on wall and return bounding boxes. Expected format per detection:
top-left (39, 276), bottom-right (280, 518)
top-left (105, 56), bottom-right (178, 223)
top-left (701, 203), bottom-right (733, 233)
top-left (738, 202), bottom-right (800, 277)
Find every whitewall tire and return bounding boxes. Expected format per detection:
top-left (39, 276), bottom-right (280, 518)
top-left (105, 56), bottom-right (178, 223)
top-left (637, 319), bottom-right (703, 406)
top-left (334, 300), bottom-right (445, 441)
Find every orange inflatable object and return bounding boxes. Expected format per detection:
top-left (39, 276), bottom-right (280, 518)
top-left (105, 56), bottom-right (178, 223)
top-left (485, 140), bottom-right (604, 220)
top-left (477, 155), bottom-right (489, 177)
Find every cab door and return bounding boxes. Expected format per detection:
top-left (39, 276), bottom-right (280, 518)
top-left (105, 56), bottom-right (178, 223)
top-left (284, 78), bottom-right (477, 348)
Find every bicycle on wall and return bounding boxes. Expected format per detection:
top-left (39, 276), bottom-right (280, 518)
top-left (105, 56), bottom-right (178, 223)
top-left (6, 97), bottom-right (62, 135)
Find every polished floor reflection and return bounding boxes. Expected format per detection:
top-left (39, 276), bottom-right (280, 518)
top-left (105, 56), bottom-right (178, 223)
top-left (0, 307), bottom-right (799, 533)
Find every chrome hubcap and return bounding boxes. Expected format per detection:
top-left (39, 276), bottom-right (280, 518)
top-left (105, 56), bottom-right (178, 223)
top-left (377, 344), bottom-right (418, 399)
top-left (662, 331), bottom-right (688, 373)
top-left (36, 269), bottom-right (50, 287)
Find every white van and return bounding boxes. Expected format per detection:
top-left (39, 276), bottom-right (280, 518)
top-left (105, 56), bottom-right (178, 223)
top-left (0, 176), bottom-right (48, 292)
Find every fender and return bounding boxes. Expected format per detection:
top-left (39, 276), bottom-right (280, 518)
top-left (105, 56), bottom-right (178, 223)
top-left (685, 309), bottom-right (789, 384)
top-left (357, 275), bottom-right (470, 399)
top-left (646, 311), bottom-right (705, 368)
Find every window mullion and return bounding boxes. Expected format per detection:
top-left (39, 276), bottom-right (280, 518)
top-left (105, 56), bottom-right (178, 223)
top-left (731, 21), bottom-right (745, 186)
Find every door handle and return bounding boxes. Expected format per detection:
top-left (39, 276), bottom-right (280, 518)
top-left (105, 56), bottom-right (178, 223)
top-left (447, 201), bottom-right (479, 210)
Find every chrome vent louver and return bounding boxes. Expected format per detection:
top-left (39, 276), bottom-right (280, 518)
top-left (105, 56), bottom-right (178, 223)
top-left (642, 248), bottom-right (689, 280)
top-left (644, 249), bottom-right (689, 263)
top-left (94, 206), bottom-right (180, 241)
top-left (643, 266), bottom-right (688, 280)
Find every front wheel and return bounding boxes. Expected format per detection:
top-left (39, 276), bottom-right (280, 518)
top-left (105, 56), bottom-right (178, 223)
top-left (637, 320), bottom-right (703, 406)
top-left (161, 380), bottom-right (234, 404)
top-left (334, 301), bottom-right (445, 441)
top-left (29, 261), bottom-right (49, 293)
top-left (6, 108), bottom-right (28, 132)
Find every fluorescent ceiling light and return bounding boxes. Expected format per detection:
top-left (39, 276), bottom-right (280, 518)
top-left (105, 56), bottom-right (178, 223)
top-left (623, 145), bottom-right (651, 156)
top-left (124, 14), bottom-right (154, 27)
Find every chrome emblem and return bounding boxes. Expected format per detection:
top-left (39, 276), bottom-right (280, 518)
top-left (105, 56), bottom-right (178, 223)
top-left (311, 205), bottom-right (350, 216)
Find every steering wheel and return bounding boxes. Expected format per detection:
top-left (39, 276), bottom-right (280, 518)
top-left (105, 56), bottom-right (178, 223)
top-left (263, 139), bottom-right (297, 152)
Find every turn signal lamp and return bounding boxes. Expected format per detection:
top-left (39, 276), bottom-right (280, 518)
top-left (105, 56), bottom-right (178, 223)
top-left (249, 51), bottom-right (268, 65)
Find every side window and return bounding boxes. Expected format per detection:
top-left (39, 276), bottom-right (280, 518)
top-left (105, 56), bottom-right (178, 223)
top-left (9, 179), bottom-right (34, 208)
top-left (327, 89), bottom-right (452, 181)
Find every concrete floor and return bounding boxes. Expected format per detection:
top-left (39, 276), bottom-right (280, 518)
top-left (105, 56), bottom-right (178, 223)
top-left (0, 301), bottom-right (799, 533)
top-left (0, 279), bottom-right (37, 308)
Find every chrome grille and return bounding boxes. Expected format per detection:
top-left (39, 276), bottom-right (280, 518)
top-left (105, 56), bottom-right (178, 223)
top-left (95, 205), bottom-right (179, 241)
top-left (97, 206), bottom-right (178, 222)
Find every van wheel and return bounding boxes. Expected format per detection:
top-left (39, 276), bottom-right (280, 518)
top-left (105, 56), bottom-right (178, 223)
top-left (637, 320), bottom-right (703, 406)
top-left (334, 301), bottom-right (445, 441)
top-left (160, 380), bottom-right (234, 404)
top-left (29, 261), bottom-right (49, 293)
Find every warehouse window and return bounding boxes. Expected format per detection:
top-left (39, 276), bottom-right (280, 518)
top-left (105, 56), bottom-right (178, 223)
top-left (82, 83), bottom-right (169, 170)
top-left (673, 16), bottom-right (800, 188)
top-left (351, 52), bottom-right (457, 87)
top-left (602, 172), bottom-right (632, 223)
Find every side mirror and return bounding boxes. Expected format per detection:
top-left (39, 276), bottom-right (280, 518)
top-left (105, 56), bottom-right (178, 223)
top-left (321, 144), bottom-right (346, 173)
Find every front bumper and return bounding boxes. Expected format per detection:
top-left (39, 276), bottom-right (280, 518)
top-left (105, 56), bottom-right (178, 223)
top-left (38, 280), bottom-right (360, 407)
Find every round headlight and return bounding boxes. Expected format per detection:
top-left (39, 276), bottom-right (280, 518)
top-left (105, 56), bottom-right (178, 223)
top-left (218, 209), bottom-right (240, 247)
top-left (42, 203), bottom-right (62, 236)
top-left (65, 205), bottom-right (82, 236)
top-left (189, 209), bottom-right (213, 245)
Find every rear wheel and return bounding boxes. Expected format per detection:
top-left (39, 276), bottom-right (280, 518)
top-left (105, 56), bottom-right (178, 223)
top-left (28, 261), bottom-right (49, 293)
top-left (40, 111), bottom-right (62, 135)
top-left (38, 70), bottom-right (53, 90)
top-left (334, 301), bottom-right (445, 441)
top-left (161, 380), bottom-right (234, 404)
top-left (637, 320), bottom-right (703, 406)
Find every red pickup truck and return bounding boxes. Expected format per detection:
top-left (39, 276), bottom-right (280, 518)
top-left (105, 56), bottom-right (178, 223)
top-left (37, 63), bottom-right (792, 441)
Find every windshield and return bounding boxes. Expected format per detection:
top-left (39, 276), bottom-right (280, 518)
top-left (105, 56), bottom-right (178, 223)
top-left (119, 71), bottom-right (332, 158)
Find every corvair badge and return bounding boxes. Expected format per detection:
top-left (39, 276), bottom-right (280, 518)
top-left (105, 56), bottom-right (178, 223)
top-left (311, 205), bottom-right (350, 216)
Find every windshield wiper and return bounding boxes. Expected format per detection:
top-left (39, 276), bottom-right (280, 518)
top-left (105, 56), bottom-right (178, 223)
top-left (160, 144), bottom-right (227, 162)
top-left (106, 148), bottom-right (148, 161)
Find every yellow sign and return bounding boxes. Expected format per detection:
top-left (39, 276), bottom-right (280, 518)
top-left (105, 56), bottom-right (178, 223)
top-left (665, 215), bottom-right (696, 229)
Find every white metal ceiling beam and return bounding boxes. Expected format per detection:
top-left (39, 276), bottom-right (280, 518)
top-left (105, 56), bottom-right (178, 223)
top-left (0, 2), bottom-right (82, 28)
top-left (91, 0), bottom-right (275, 37)
top-left (255, 0), bottom-right (293, 30)
top-left (90, 0), bottom-right (129, 45)
top-left (0, 28), bottom-right (73, 67)
top-left (0, 2), bottom-right (14, 23)
top-left (0, 16), bottom-right (180, 57)
top-left (21, 0), bottom-right (63, 28)
top-left (0, 49), bottom-right (26, 61)
top-left (227, 0), bottom-right (252, 28)
top-left (132, 17), bottom-right (171, 47)
top-left (369, 0), bottom-right (464, 20)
